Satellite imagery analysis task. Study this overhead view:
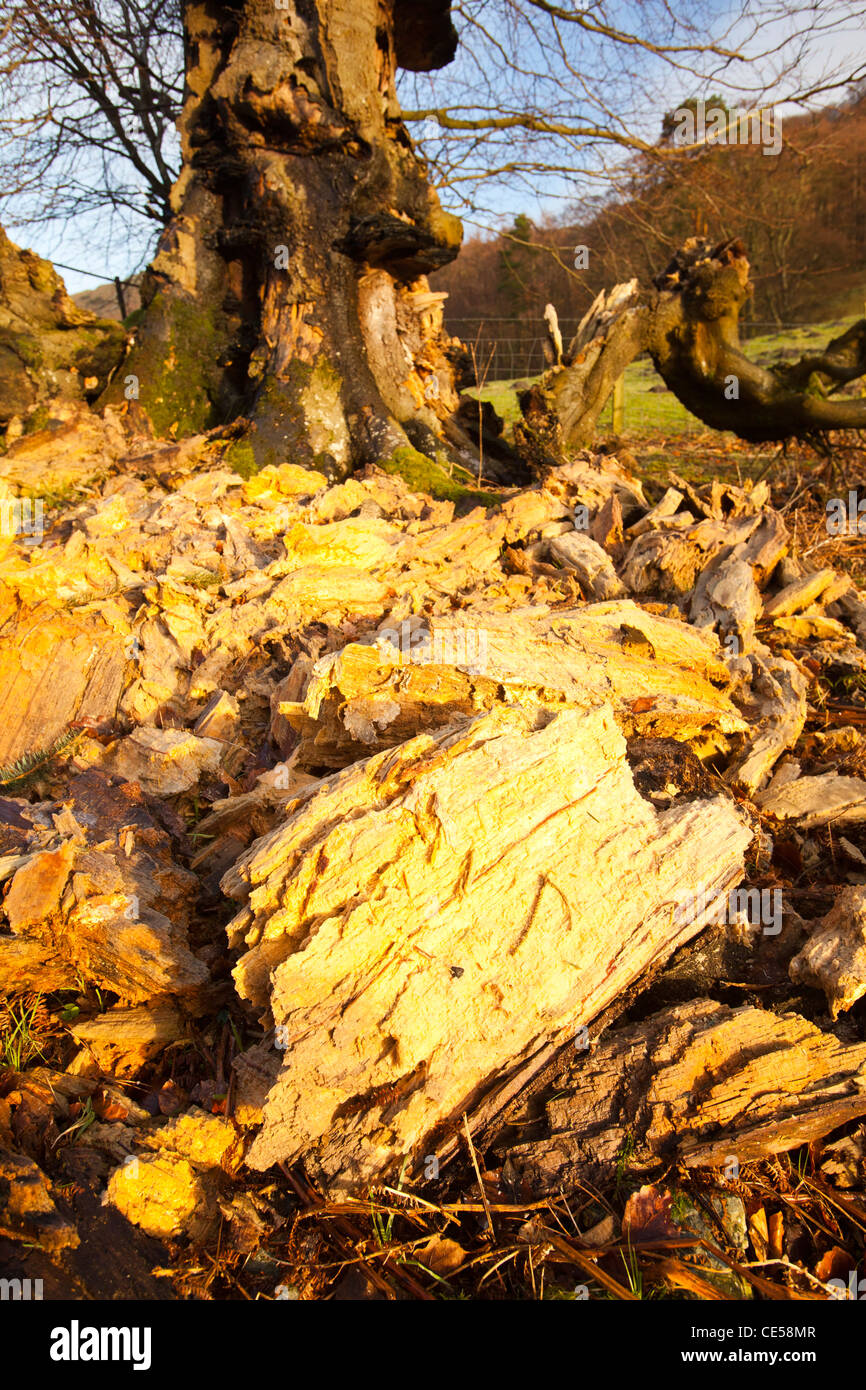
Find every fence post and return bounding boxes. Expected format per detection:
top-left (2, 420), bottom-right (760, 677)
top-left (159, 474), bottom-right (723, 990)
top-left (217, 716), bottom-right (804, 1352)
top-left (114, 276), bottom-right (127, 319)
top-left (612, 374), bottom-right (624, 434)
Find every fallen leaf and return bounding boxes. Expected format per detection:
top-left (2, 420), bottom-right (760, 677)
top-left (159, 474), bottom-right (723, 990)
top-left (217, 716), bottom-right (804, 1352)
top-left (418, 1234), bottom-right (467, 1277)
top-left (580, 1213), bottom-right (618, 1248)
top-left (768, 1210), bottom-right (784, 1261)
top-left (93, 1091), bottom-right (129, 1122)
top-left (622, 1184), bottom-right (679, 1242)
top-left (815, 1246), bottom-right (852, 1284)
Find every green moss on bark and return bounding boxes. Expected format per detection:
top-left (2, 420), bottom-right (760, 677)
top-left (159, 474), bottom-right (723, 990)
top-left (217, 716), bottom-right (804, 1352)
top-left (379, 445), bottom-right (501, 508)
top-left (120, 292), bottom-right (223, 437)
top-left (240, 359), bottom-right (349, 479)
top-left (3, 332), bottom-right (43, 370)
top-left (72, 323), bottom-right (126, 380)
top-left (222, 439), bottom-right (260, 479)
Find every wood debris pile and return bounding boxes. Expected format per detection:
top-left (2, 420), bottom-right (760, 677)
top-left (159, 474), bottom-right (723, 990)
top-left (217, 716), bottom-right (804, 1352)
top-left (1, 422), bottom-right (866, 1291)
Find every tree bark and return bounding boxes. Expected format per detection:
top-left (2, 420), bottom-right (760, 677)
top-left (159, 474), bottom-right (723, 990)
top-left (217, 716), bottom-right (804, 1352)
top-left (0, 228), bottom-right (125, 429)
top-left (110, 0), bottom-right (465, 479)
top-left (505, 998), bottom-right (866, 1189)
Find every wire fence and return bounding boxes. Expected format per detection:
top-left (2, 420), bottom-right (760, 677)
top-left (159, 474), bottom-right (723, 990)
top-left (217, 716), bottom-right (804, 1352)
top-left (449, 318), bottom-right (584, 382)
top-left (447, 316), bottom-right (829, 381)
top-left (447, 316), bottom-right (839, 437)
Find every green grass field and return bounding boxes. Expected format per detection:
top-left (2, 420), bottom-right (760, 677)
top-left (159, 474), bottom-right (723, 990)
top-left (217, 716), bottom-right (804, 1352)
top-left (471, 315), bottom-right (862, 440)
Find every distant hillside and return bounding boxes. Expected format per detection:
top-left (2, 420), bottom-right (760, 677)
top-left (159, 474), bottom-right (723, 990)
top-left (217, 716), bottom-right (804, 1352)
top-left (72, 277), bottom-right (141, 321)
top-left (433, 89), bottom-right (866, 337)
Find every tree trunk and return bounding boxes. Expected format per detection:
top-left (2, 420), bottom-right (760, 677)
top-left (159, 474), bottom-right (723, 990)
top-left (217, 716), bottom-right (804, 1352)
top-left (110, 0), bottom-right (465, 480)
top-left (536, 237), bottom-right (866, 450)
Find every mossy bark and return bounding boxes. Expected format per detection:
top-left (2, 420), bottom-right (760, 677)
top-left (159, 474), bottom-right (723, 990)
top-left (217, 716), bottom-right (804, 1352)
top-left (378, 445), bottom-right (503, 508)
top-left (110, 0), bottom-right (464, 478)
top-left (0, 227), bottom-right (125, 428)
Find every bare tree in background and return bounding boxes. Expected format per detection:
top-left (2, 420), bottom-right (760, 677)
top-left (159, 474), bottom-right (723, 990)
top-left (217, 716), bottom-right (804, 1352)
top-left (2, 0), bottom-right (866, 266)
top-left (401, 0), bottom-right (866, 223)
top-left (2, 0), bottom-right (866, 461)
top-left (433, 88), bottom-right (866, 334)
top-left (0, 0), bottom-right (183, 249)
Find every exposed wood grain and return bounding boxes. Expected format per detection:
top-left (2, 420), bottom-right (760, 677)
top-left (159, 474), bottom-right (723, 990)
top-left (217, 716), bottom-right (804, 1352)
top-left (223, 701), bottom-right (750, 1189)
top-left (506, 999), bottom-right (866, 1190)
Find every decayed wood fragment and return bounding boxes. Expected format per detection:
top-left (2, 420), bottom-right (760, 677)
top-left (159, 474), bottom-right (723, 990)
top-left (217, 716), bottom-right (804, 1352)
top-left (756, 772), bottom-right (866, 827)
top-left (104, 1107), bottom-right (240, 1241)
top-left (626, 487), bottom-right (684, 538)
top-left (789, 886), bottom-right (866, 1018)
top-left (773, 612), bottom-right (850, 640)
top-left (106, 1155), bottom-right (216, 1243)
top-left (837, 590), bottom-right (866, 649)
top-left (0, 1145), bottom-right (79, 1252)
top-left (762, 569), bottom-right (836, 618)
top-left (100, 727), bottom-right (225, 795)
top-left (734, 510), bottom-right (789, 586)
top-left (0, 605), bottom-right (128, 766)
top-left (620, 527), bottom-right (706, 600)
top-left (691, 556), bottom-right (762, 652)
top-left (0, 935), bottom-right (70, 993)
top-left (223, 701), bottom-right (750, 1189)
top-left (0, 410), bottom-right (125, 494)
top-left (726, 650), bottom-right (808, 793)
top-left (71, 1000), bottom-right (187, 1076)
top-left (541, 453), bottom-right (649, 518)
top-left (546, 532), bottom-right (625, 599)
top-left (506, 999), bottom-right (866, 1190)
top-left (279, 600), bottom-right (746, 770)
top-left (0, 772), bottom-right (207, 1004)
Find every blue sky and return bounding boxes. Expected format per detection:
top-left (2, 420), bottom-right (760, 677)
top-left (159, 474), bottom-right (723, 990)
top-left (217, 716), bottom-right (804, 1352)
top-left (11, 0), bottom-right (866, 295)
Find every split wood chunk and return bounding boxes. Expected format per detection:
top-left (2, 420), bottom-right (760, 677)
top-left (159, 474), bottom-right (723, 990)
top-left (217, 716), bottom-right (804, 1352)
top-left (0, 1145), bottom-right (79, 1253)
top-left (99, 727), bottom-right (225, 796)
top-left (0, 604), bottom-right (127, 767)
top-left (691, 556), bottom-right (762, 653)
top-left (279, 516), bottom-right (406, 572)
top-left (789, 886), bottom-right (866, 1018)
top-left (0, 771), bottom-right (207, 1004)
top-left (71, 1000), bottom-right (187, 1077)
top-left (773, 612), bottom-right (850, 641)
top-left (726, 649), bottom-right (808, 794)
top-left (103, 1107), bottom-right (239, 1241)
top-left (734, 511), bottom-right (789, 587)
top-left (756, 772), bottom-right (866, 828)
top-left (0, 935), bottom-right (70, 994)
top-left (106, 1154), bottom-right (217, 1244)
top-left (242, 463), bottom-right (329, 501)
top-left (0, 410), bottom-right (124, 495)
top-left (762, 569), bottom-right (837, 619)
top-left (620, 528), bottom-right (706, 600)
top-left (686, 512), bottom-right (787, 651)
top-left (541, 453), bottom-right (649, 519)
top-left (590, 492), bottom-right (624, 553)
top-left (837, 591), bottom-right (866, 649)
top-left (821, 574), bottom-right (855, 607)
top-left (192, 689), bottom-right (241, 741)
top-left (626, 487), bottom-right (684, 538)
top-left (223, 701), bottom-right (751, 1189)
top-left (506, 999), bottom-right (866, 1190)
top-left (279, 600), bottom-right (746, 770)
top-left (214, 566), bottom-right (391, 644)
top-left (546, 532), bottom-right (626, 600)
